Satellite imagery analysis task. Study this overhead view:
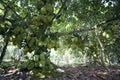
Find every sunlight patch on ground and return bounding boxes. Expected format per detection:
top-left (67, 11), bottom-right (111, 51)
top-left (50, 48), bottom-right (87, 66)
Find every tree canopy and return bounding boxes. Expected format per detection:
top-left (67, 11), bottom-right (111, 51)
top-left (0, 0), bottom-right (120, 79)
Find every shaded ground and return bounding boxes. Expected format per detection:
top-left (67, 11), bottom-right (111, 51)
top-left (0, 65), bottom-right (120, 80)
top-left (48, 65), bottom-right (120, 80)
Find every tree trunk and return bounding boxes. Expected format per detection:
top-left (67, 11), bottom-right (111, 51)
top-left (0, 39), bottom-right (9, 64)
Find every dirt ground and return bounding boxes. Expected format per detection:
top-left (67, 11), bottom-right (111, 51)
top-left (0, 65), bottom-right (120, 80)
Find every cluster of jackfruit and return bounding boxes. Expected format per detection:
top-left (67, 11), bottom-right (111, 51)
top-left (20, 53), bottom-right (55, 78)
top-left (32, 0), bottom-right (55, 27)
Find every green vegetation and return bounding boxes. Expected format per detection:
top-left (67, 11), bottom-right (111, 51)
top-left (0, 0), bottom-right (120, 79)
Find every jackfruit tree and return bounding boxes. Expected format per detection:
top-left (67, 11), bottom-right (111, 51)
top-left (0, 0), bottom-right (120, 79)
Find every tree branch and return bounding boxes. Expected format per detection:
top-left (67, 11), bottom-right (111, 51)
top-left (2, 0), bottom-right (23, 20)
top-left (0, 38), bottom-right (9, 64)
top-left (0, 3), bottom-right (9, 24)
top-left (49, 27), bottom-right (94, 37)
top-left (97, 15), bottom-right (120, 27)
top-left (49, 14), bottom-right (120, 37)
top-left (94, 25), bottom-right (109, 71)
top-left (0, 0), bottom-right (21, 24)
top-left (7, 5), bottom-right (23, 19)
top-left (52, 0), bottom-right (67, 21)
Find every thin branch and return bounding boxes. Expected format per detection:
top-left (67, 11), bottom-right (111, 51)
top-left (49, 14), bottom-right (120, 37)
top-left (94, 25), bottom-right (104, 52)
top-left (0, 0), bottom-right (20, 24)
top-left (0, 3), bottom-right (9, 24)
top-left (49, 27), bottom-right (94, 37)
top-left (2, 0), bottom-right (23, 20)
top-left (0, 38), bottom-right (9, 64)
top-left (7, 5), bottom-right (23, 19)
top-left (94, 25), bottom-right (109, 71)
top-left (52, 0), bottom-right (67, 21)
top-left (97, 15), bottom-right (120, 27)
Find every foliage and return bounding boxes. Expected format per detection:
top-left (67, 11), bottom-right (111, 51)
top-left (19, 50), bottom-right (56, 79)
top-left (0, 61), bottom-right (14, 70)
top-left (0, 0), bottom-right (120, 79)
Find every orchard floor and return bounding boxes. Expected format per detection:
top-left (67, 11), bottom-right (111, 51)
top-left (0, 65), bottom-right (120, 80)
